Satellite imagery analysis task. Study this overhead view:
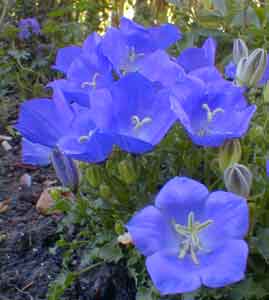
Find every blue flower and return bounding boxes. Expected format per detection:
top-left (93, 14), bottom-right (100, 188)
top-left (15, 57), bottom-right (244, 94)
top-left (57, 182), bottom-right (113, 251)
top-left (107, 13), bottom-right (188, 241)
top-left (87, 73), bottom-right (177, 153)
top-left (224, 61), bottom-right (236, 79)
top-left (127, 177), bottom-right (249, 295)
top-left (18, 18), bottom-right (41, 40)
top-left (177, 38), bottom-right (216, 73)
top-left (52, 33), bottom-right (113, 106)
top-left (170, 76), bottom-right (256, 147)
top-left (101, 17), bottom-right (181, 76)
top-left (15, 88), bottom-right (113, 163)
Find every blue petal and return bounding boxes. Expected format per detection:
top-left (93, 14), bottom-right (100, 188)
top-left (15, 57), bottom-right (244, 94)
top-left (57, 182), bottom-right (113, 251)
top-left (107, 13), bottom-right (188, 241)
top-left (266, 160), bottom-right (269, 177)
top-left (126, 205), bottom-right (179, 256)
top-left (225, 61), bottom-right (236, 79)
top-left (146, 249), bottom-right (201, 295)
top-left (22, 139), bottom-right (51, 166)
top-left (52, 46), bottom-right (82, 74)
top-left (202, 37), bottom-right (216, 66)
top-left (58, 131), bottom-right (113, 163)
top-left (200, 240), bottom-right (248, 288)
top-left (101, 27), bottom-right (129, 74)
top-left (189, 66), bottom-right (223, 82)
top-left (155, 177), bottom-right (209, 224)
top-left (200, 191), bottom-right (249, 247)
top-left (138, 50), bottom-right (186, 87)
top-left (16, 98), bottom-right (66, 147)
top-left (48, 79), bottom-right (90, 107)
top-left (120, 17), bottom-right (181, 53)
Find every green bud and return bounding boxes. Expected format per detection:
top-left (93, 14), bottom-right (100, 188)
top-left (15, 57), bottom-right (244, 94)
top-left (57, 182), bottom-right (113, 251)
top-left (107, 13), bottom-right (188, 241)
top-left (218, 139), bottom-right (242, 172)
top-left (233, 38), bottom-right (248, 64)
top-left (118, 159), bottom-right (137, 184)
top-left (85, 165), bottom-right (102, 188)
top-left (263, 81), bottom-right (269, 103)
top-left (99, 183), bottom-right (112, 200)
top-left (224, 163), bottom-right (253, 198)
top-left (236, 48), bottom-right (267, 87)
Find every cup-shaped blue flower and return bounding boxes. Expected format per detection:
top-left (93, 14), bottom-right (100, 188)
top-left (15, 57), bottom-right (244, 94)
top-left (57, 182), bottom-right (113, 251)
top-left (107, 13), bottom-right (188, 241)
top-left (177, 38), bottom-right (216, 73)
top-left (170, 76), bottom-right (256, 147)
top-left (101, 17), bottom-right (181, 76)
top-left (52, 33), bottom-right (114, 106)
top-left (87, 73), bottom-right (177, 153)
top-left (15, 88), bottom-right (113, 163)
top-left (126, 177), bottom-right (249, 295)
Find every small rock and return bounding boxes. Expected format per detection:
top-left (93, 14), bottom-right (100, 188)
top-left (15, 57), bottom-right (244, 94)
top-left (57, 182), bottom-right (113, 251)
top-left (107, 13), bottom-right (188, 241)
top-left (36, 188), bottom-right (61, 216)
top-left (19, 173), bottom-right (32, 187)
top-left (1, 140), bottom-right (12, 151)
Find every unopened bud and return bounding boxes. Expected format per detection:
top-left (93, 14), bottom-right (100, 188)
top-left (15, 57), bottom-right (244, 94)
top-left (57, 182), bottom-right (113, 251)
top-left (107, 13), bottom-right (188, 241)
top-left (224, 163), bottom-right (253, 198)
top-left (219, 139), bottom-right (241, 172)
top-left (233, 39), bottom-right (248, 64)
top-left (85, 165), bottom-right (102, 188)
top-left (118, 159), bottom-right (137, 185)
top-left (236, 48), bottom-right (267, 87)
top-left (117, 232), bottom-right (133, 245)
top-left (51, 148), bottom-right (79, 192)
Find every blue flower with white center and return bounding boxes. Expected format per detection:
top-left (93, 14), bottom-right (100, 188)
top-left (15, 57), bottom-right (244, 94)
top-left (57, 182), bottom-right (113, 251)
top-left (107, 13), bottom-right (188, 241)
top-left (15, 88), bottom-right (113, 164)
top-left (51, 33), bottom-right (114, 107)
top-left (101, 17), bottom-right (181, 76)
top-left (86, 73), bottom-right (177, 154)
top-left (126, 177), bottom-right (249, 295)
top-left (170, 75), bottom-right (256, 147)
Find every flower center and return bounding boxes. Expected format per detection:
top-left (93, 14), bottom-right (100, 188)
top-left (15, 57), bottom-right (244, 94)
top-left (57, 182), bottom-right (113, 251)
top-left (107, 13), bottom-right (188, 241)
top-left (120, 47), bottom-right (144, 75)
top-left (198, 103), bottom-right (224, 136)
top-left (131, 115), bottom-right (152, 131)
top-left (78, 129), bottom-right (97, 143)
top-left (174, 211), bottom-right (213, 265)
top-left (81, 73), bottom-right (99, 89)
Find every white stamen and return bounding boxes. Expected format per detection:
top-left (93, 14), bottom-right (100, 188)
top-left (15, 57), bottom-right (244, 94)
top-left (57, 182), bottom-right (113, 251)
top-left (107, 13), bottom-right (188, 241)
top-left (131, 115), bottom-right (152, 131)
top-left (174, 211), bottom-right (213, 265)
top-left (81, 73), bottom-right (100, 89)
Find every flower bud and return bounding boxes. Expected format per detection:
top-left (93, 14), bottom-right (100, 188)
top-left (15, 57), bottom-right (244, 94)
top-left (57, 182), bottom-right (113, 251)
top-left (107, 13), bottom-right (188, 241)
top-left (118, 159), bottom-right (137, 185)
top-left (85, 165), bottom-right (102, 188)
top-left (218, 139), bottom-right (242, 172)
top-left (236, 48), bottom-right (267, 87)
top-left (117, 232), bottom-right (133, 245)
top-left (51, 148), bottom-right (79, 192)
top-left (233, 39), bottom-right (248, 64)
top-left (224, 163), bottom-right (253, 198)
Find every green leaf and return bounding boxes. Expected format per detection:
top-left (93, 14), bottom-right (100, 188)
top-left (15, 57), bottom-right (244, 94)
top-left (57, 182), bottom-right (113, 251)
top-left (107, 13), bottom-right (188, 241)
top-left (253, 228), bottom-right (269, 263)
top-left (98, 242), bottom-right (123, 263)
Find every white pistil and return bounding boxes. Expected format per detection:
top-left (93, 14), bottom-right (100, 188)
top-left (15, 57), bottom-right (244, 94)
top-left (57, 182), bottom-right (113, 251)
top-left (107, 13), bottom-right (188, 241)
top-left (131, 115), bottom-right (152, 131)
top-left (81, 73), bottom-right (100, 89)
top-left (78, 129), bottom-right (96, 143)
top-left (174, 211), bottom-right (213, 265)
top-left (202, 103), bottom-right (224, 123)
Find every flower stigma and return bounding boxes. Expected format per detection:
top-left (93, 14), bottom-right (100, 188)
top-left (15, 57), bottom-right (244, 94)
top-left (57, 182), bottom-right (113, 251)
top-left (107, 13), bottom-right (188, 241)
top-left (198, 104), bottom-right (224, 136)
top-left (81, 73), bottom-right (100, 89)
top-left (131, 115), bottom-right (152, 131)
top-left (173, 211), bottom-right (213, 265)
top-left (78, 129), bottom-right (97, 143)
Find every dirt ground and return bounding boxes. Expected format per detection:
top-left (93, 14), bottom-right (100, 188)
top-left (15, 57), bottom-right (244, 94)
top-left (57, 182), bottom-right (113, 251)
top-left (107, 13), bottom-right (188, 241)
top-left (0, 112), bottom-right (136, 300)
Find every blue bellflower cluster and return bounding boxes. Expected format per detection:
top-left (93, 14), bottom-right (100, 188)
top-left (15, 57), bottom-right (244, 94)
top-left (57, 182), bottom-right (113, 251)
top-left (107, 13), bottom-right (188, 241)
top-left (16, 18), bottom-right (253, 295)
top-left (18, 17), bottom-right (41, 40)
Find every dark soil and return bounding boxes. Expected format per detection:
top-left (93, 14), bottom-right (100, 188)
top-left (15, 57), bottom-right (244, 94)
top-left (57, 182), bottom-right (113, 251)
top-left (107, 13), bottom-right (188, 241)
top-left (0, 117), bottom-right (136, 300)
